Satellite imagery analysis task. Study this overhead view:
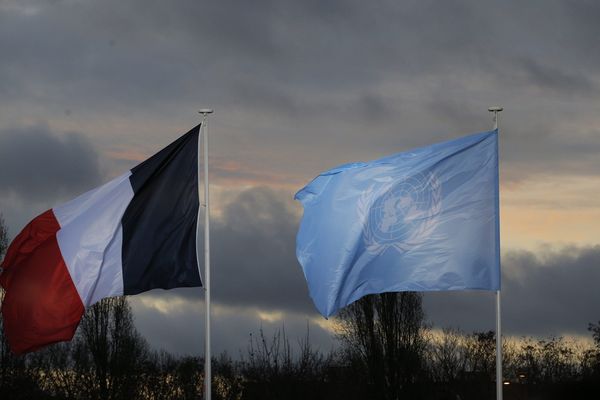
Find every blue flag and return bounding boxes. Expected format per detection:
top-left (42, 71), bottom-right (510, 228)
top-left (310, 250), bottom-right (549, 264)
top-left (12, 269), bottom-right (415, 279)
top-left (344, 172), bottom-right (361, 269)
top-left (295, 130), bottom-right (500, 317)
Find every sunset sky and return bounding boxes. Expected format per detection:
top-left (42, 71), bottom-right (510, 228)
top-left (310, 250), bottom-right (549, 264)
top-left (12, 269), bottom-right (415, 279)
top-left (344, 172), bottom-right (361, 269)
top-left (1, 0), bottom-right (599, 356)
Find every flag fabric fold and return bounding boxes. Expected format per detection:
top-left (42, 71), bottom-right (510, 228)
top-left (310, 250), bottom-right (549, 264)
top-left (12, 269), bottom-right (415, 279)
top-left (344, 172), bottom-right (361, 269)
top-left (295, 130), bottom-right (500, 318)
top-left (0, 125), bottom-right (202, 354)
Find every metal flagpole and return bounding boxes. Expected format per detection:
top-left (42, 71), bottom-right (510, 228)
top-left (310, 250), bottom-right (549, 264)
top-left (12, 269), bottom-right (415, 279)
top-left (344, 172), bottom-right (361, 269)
top-left (489, 105), bottom-right (503, 400)
top-left (199, 108), bottom-right (214, 400)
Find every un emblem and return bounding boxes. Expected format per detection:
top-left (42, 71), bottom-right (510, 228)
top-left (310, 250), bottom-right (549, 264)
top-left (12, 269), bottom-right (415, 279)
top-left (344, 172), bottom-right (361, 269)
top-left (360, 172), bottom-right (442, 254)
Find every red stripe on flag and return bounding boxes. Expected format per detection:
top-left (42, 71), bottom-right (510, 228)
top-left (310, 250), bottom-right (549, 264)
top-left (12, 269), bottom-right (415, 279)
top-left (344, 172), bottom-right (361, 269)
top-left (0, 210), bottom-right (84, 354)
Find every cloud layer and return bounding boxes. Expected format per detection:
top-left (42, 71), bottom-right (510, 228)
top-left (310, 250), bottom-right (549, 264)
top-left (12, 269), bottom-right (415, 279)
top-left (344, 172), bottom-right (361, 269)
top-left (0, 0), bottom-right (599, 184)
top-left (0, 126), bottom-right (102, 202)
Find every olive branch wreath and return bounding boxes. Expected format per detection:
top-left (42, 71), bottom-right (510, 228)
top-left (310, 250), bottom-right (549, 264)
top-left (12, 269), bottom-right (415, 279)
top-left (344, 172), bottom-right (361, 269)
top-left (358, 172), bottom-right (442, 255)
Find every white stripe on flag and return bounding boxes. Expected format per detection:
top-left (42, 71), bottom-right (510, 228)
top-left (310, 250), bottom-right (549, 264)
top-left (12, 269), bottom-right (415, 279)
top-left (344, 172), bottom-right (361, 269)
top-left (54, 172), bottom-right (134, 307)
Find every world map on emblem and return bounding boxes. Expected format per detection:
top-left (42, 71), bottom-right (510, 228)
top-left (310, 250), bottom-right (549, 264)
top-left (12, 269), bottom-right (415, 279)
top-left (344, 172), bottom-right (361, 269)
top-left (362, 172), bottom-right (442, 254)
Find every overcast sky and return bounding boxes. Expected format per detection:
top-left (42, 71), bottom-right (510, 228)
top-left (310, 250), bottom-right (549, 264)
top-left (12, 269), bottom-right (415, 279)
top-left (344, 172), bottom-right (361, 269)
top-left (1, 0), bottom-right (600, 356)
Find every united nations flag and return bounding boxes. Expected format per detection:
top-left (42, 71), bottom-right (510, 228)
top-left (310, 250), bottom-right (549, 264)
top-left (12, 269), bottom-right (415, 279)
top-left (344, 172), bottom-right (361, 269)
top-left (295, 130), bottom-right (500, 318)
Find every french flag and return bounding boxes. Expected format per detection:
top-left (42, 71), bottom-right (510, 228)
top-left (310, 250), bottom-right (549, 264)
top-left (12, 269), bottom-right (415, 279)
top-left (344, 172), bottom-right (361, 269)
top-left (0, 126), bottom-right (203, 354)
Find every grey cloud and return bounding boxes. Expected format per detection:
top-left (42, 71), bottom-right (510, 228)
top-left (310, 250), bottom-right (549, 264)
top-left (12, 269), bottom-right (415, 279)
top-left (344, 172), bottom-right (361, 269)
top-left (3, 1), bottom-right (599, 85)
top-left (512, 57), bottom-right (597, 96)
top-left (560, 1), bottom-right (600, 64)
top-left (426, 98), bottom-right (486, 133)
top-left (131, 292), bottom-right (336, 357)
top-left (2, 0), bottom-right (600, 178)
top-left (424, 245), bottom-right (600, 337)
top-left (211, 187), bottom-right (313, 314)
top-left (0, 0), bottom-right (591, 105)
top-left (230, 81), bottom-right (304, 118)
top-left (355, 93), bottom-right (395, 123)
top-left (0, 126), bottom-right (102, 202)
top-left (503, 246), bottom-right (600, 335)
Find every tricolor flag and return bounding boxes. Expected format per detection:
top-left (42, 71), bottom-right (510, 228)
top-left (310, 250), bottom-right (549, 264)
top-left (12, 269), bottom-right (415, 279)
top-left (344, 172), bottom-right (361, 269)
top-left (295, 130), bottom-right (500, 318)
top-left (0, 126), bottom-right (202, 354)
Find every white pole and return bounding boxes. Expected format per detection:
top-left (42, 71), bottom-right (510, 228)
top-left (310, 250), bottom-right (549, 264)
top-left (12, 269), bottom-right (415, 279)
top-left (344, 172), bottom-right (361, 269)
top-left (488, 106), bottom-right (503, 400)
top-left (199, 108), bottom-right (214, 400)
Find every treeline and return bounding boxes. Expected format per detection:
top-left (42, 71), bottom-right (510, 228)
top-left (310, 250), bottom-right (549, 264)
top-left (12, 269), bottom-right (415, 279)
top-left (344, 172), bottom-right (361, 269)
top-left (1, 294), bottom-right (600, 400)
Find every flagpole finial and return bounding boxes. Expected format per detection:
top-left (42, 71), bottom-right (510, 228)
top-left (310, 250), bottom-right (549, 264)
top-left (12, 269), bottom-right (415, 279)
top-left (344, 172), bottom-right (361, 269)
top-left (488, 106), bottom-right (503, 130)
top-left (199, 109), bottom-right (214, 115)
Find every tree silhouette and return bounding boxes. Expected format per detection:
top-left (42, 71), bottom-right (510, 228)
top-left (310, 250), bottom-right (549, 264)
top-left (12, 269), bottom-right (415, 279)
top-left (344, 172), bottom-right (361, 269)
top-left (0, 214), bottom-right (18, 395)
top-left (0, 213), bottom-right (7, 259)
top-left (76, 296), bottom-right (150, 399)
top-left (586, 321), bottom-right (600, 379)
top-left (0, 215), bottom-right (42, 399)
top-left (336, 292), bottom-right (427, 400)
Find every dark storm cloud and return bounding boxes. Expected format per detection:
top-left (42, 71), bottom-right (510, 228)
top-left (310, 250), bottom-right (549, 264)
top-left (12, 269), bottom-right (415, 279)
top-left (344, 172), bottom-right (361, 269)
top-left (211, 187), bottom-right (313, 313)
top-left (425, 245), bottom-right (600, 337)
top-left (0, 126), bottom-right (102, 202)
top-left (230, 81), bottom-right (305, 118)
top-left (503, 246), bottom-right (600, 335)
top-left (1, 1), bottom-right (599, 169)
top-left (514, 57), bottom-right (597, 96)
top-left (1, 1), bottom-right (597, 102)
top-left (355, 93), bottom-right (395, 123)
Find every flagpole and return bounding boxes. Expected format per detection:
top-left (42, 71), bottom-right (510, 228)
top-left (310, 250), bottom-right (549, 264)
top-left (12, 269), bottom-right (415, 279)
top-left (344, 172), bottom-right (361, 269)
top-left (199, 108), bottom-right (214, 400)
top-left (489, 105), bottom-right (503, 400)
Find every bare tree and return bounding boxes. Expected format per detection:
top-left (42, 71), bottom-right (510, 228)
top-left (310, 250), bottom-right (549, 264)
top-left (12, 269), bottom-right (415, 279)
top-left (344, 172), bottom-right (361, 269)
top-left (0, 213), bottom-right (7, 259)
top-left (0, 214), bottom-right (12, 393)
top-left (463, 331), bottom-right (496, 380)
top-left (0, 215), bottom-right (39, 398)
top-left (240, 325), bottom-right (335, 400)
top-left (428, 328), bottom-right (467, 383)
top-left (0, 214), bottom-right (17, 394)
top-left (336, 292), bottom-right (427, 400)
top-left (76, 296), bottom-right (149, 400)
top-left (584, 322), bottom-right (600, 379)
